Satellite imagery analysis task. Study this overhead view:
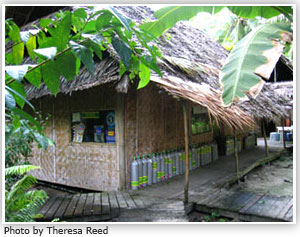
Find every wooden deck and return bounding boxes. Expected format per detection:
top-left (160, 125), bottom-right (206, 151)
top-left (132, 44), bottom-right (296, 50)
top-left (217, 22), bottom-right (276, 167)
top-left (193, 188), bottom-right (293, 222)
top-left (36, 191), bottom-right (147, 222)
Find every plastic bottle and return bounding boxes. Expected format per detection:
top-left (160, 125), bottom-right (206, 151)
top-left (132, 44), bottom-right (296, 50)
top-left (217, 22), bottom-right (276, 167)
top-left (131, 156), bottom-right (139, 190)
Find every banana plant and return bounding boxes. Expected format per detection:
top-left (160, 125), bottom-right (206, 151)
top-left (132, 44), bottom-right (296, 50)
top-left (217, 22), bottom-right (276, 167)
top-left (140, 6), bottom-right (293, 106)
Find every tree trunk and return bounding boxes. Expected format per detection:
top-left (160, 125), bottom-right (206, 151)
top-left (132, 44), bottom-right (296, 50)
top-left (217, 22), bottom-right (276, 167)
top-left (262, 119), bottom-right (269, 157)
top-left (183, 102), bottom-right (190, 204)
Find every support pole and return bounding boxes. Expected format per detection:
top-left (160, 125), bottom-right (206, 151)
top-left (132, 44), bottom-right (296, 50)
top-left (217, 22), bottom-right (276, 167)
top-left (233, 128), bottom-right (239, 180)
top-left (282, 119), bottom-right (286, 149)
top-left (262, 119), bottom-right (269, 157)
top-left (183, 102), bottom-right (190, 204)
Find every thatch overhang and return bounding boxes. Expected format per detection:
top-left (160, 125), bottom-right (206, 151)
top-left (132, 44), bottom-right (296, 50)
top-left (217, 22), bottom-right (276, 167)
top-left (236, 82), bottom-right (293, 123)
top-left (10, 6), bottom-right (292, 130)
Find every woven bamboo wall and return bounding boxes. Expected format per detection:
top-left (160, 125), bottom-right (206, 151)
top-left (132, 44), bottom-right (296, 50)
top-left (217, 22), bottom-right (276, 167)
top-left (124, 82), bottom-right (213, 188)
top-left (29, 85), bottom-right (120, 191)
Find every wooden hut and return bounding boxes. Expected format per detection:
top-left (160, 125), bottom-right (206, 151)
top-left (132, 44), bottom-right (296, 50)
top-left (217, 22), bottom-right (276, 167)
top-left (17, 6), bottom-right (254, 192)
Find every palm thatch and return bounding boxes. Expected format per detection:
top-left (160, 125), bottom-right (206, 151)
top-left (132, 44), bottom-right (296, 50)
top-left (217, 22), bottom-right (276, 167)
top-left (151, 75), bottom-right (253, 130)
top-left (11, 6), bottom-right (292, 129)
top-left (236, 82), bottom-right (292, 123)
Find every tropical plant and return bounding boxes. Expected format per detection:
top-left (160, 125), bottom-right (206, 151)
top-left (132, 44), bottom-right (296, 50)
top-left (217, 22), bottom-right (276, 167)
top-left (5, 6), bottom-right (162, 140)
top-left (140, 6), bottom-right (293, 106)
top-left (5, 165), bottom-right (48, 222)
top-left (5, 112), bottom-right (51, 168)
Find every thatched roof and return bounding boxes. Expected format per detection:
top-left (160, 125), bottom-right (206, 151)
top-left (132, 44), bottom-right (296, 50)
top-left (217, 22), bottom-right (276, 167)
top-left (10, 6), bottom-right (292, 129)
top-left (237, 82), bottom-right (293, 123)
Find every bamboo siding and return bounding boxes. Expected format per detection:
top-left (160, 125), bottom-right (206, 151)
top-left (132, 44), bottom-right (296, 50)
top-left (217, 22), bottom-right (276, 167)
top-left (124, 82), bottom-right (214, 188)
top-left (29, 85), bottom-right (120, 191)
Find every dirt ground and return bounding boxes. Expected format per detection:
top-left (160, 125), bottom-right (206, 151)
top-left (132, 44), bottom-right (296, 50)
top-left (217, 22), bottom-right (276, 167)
top-left (233, 152), bottom-right (293, 197)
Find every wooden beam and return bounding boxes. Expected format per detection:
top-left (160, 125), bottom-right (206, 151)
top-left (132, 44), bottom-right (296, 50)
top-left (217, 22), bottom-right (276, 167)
top-left (282, 119), bottom-right (286, 149)
top-left (233, 128), bottom-right (239, 180)
top-left (262, 119), bottom-right (269, 157)
top-left (116, 93), bottom-right (126, 190)
top-left (183, 102), bottom-right (190, 204)
top-left (220, 150), bottom-right (284, 188)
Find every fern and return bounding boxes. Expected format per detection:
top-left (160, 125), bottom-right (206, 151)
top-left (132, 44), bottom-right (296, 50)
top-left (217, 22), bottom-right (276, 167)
top-left (5, 165), bottom-right (48, 222)
top-left (5, 164), bottom-right (40, 176)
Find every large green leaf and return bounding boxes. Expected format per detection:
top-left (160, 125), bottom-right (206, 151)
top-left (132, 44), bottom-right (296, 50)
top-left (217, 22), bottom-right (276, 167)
top-left (34, 47), bottom-right (57, 60)
top-left (12, 42), bottom-right (24, 65)
top-left (139, 6), bottom-right (223, 37)
top-left (41, 61), bottom-right (61, 96)
top-left (95, 10), bottom-right (113, 30)
top-left (69, 41), bottom-right (94, 75)
top-left (8, 81), bottom-right (27, 109)
top-left (26, 35), bottom-right (37, 61)
top-left (111, 36), bottom-right (132, 69)
top-left (5, 89), bottom-right (16, 110)
top-left (220, 23), bottom-right (292, 106)
top-left (5, 65), bottom-right (29, 81)
top-left (108, 7), bottom-right (131, 32)
top-left (11, 108), bottom-right (42, 132)
top-left (228, 6), bottom-right (293, 21)
top-left (49, 11), bottom-right (72, 51)
top-left (25, 67), bottom-right (42, 88)
top-left (55, 51), bottom-right (77, 81)
top-left (33, 132), bottom-right (54, 150)
top-left (137, 62), bottom-right (151, 89)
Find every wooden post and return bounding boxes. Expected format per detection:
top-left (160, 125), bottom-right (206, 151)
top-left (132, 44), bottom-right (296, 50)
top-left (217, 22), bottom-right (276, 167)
top-left (183, 102), bottom-right (190, 204)
top-left (262, 119), bottom-right (269, 157)
top-left (282, 119), bottom-right (286, 149)
top-left (233, 128), bottom-right (239, 180)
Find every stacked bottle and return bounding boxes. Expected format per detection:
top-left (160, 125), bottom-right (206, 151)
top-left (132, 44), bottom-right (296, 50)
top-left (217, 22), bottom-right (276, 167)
top-left (131, 142), bottom-right (221, 190)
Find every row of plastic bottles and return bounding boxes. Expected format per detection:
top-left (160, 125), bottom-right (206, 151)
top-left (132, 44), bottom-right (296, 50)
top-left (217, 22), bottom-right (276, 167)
top-left (131, 143), bottom-right (218, 190)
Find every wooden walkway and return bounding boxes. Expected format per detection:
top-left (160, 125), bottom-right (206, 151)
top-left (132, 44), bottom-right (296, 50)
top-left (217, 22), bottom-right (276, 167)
top-left (36, 191), bottom-right (147, 222)
top-left (192, 188), bottom-right (293, 222)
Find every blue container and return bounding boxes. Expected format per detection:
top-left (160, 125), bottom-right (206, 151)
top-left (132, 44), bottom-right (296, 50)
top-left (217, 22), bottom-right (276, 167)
top-left (286, 133), bottom-right (293, 141)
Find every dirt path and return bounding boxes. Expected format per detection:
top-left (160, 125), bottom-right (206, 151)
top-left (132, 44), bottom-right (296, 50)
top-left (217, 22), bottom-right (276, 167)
top-left (233, 152), bottom-right (293, 196)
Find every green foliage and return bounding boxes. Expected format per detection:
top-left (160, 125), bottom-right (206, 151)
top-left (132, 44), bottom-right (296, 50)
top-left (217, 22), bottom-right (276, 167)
top-left (211, 211), bottom-right (220, 219)
top-left (228, 6), bottom-right (293, 21)
top-left (143, 6), bottom-right (293, 106)
top-left (220, 23), bottom-right (292, 106)
top-left (111, 36), bottom-right (132, 69)
top-left (204, 215), bottom-right (211, 222)
top-left (5, 111), bottom-right (52, 169)
top-left (5, 165), bottom-right (48, 222)
top-left (140, 6), bottom-right (223, 37)
top-left (5, 6), bottom-right (162, 103)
